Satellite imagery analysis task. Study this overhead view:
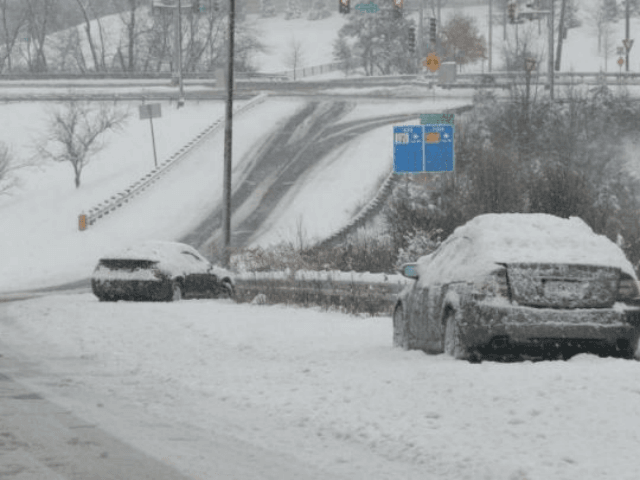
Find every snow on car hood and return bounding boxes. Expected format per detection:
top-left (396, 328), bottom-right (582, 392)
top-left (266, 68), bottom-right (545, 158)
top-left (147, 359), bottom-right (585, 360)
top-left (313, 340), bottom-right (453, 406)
top-left (415, 214), bottom-right (637, 285)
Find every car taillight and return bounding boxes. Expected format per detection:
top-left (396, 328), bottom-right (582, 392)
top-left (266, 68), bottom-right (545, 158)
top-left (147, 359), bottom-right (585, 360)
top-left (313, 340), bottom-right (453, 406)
top-left (152, 269), bottom-right (164, 280)
top-left (617, 274), bottom-right (639, 301)
top-left (493, 269), bottom-right (511, 300)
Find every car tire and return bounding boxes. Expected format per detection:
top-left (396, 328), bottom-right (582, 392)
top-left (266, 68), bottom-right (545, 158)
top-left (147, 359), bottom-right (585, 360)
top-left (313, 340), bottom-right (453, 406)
top-left (393, 304), bottom-right (410, 349)
top-left (219, 281), bottom-right (235, 300)
top-left (169, 281), bottom-right (183, 302)
top-left (444, 310), bottom-right (468, 360)
top-left (616, 334), bottom-right (640, 360)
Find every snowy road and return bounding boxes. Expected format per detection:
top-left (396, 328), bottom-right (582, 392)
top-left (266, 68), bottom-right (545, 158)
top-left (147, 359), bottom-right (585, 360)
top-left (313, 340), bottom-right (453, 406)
top-left (2, 294), bottom-right (640, 480)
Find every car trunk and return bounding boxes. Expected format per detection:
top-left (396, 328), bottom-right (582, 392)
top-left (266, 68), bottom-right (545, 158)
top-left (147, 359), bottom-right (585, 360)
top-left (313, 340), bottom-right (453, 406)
top-left (504, 263), bottom-right (621, 309)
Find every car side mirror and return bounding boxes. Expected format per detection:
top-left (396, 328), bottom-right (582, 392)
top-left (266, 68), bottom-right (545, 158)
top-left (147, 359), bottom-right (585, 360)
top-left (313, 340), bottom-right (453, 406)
top-left (400, 263), bottom-right (419, 279)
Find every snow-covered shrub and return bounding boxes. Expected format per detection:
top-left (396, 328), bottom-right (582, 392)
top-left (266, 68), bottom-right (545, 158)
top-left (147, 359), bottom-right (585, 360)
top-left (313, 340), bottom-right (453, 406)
top-left (395, 229), bottom-right (442, 268)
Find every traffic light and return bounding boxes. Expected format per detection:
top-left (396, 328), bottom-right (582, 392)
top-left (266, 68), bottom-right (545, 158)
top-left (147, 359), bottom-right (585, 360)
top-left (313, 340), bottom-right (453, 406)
top-left (508, 2), bottom-right (516, 24)
top-left (393, 0), bottom-right (403, 19)
top-left (429, 17), bottom-right (436, 44)
top-left (339, 0), bottom-right (350, 14)
top-left (408, 26), bottom-right (416, 53)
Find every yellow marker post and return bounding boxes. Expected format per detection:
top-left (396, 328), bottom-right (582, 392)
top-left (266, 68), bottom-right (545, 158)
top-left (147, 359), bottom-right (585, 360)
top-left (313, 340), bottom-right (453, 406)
top-left (78, 213), bottom-right (87, 231)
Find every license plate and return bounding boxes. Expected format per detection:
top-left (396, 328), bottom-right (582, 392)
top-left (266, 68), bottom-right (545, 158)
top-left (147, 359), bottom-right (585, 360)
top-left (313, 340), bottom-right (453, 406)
top-left (544, 280), bottom-right (584, 299)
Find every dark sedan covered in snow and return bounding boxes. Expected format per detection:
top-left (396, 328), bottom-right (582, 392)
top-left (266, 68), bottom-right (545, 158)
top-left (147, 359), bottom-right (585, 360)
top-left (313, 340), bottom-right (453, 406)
top-left (92, 240), bottom-right (235, 302)
top-left (393, 214), bottom-right (640, 361)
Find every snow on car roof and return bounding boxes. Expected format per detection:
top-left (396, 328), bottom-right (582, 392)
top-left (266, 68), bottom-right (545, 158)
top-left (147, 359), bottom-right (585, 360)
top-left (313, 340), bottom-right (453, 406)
top-left (103, 240), bottom-right (194, 261)
top-left (416, 213), bottom-right (637, 284)
top-left (99, 240), bottom-right (207, 274)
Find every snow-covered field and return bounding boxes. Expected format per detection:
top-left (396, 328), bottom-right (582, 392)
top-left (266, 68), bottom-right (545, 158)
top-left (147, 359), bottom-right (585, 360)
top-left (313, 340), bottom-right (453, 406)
top-left (1, 294), bottom-right (640, 480)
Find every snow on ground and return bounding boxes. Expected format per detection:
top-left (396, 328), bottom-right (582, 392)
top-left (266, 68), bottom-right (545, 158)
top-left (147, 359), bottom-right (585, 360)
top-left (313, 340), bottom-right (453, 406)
top-left (247, 14), bottom-right (348, 73)
top-left (0, 98), bottom-right (306, 291)
top-left (250, 98), bottom-right (471, 248)
top-left (2, 294), bottom-right (640, 480)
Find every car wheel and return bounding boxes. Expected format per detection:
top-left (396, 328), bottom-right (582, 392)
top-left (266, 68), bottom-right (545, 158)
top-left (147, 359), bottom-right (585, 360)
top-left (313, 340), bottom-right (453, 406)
top-left (615, 334), bottom-right (640, 360)
top-left (218, 281), bottom-right (235, 300)
top-left (393, 304), bottom-right (409, 349)
top-left (169, 282), bottom-right (183, 302)
top-left (444, 310), bottom-right (468, 360)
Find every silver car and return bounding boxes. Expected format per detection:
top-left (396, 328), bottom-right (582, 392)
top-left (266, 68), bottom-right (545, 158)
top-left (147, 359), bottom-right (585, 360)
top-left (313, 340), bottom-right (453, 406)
top-left (393, 214), bottom-right (640, 361)
top-left (92, 240), bottom-right (235, 302)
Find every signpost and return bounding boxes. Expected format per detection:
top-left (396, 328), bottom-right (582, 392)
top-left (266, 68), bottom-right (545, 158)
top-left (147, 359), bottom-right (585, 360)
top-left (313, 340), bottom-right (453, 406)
top-left (139, 103), bottom-right (162, 168)
top-left (623, 38), bottom-right (634, 74)
top-left (618, 57), bottom-right (625, 90)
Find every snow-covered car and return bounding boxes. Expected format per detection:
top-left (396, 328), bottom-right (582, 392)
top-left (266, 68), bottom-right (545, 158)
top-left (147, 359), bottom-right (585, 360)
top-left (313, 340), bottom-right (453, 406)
top-left (91, 240), bottom-right (235, 302)
top-left (393, 213), bottom-right (640, 362)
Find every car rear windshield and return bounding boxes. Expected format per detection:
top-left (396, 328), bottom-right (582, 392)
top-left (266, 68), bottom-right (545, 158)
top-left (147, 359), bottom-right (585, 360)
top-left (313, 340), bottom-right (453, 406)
top-left (99, 259), bottom-right (158, 271)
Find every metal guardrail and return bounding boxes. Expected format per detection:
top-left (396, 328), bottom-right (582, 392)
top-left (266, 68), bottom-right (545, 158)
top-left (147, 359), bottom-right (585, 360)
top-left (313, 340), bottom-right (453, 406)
top-left (273, 60), bottom-right (355, 80)
top-left (79, 93), bottom-right (269, 230)
top-left (234, 269), bottom-right (411, 313)
top-left (0, 71), bottom-right (289, 81)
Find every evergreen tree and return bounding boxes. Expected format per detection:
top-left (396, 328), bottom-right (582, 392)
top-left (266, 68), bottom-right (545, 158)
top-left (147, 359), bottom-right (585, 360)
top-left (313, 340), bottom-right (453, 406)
top-left (337, 0), bottom-right (415, 75)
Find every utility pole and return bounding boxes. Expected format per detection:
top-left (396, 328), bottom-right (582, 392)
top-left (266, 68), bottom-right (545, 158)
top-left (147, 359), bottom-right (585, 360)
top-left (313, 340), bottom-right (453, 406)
top-left (626, 0), bottom-right (631, 72)
top-left (555, 0), bottom-right (566, 71)
top-left (177, 0), bottom-right (184, 107)
top-left (419, 0), bottom-right (424, 71)
top-left (548, 0), bottom-right (554, 99)
top-left (503, 0), bottom-right (507, 40)
top-left (222, 0), bottom-right (236, 268)
top-left (489, 0), bottom-right (493, 72)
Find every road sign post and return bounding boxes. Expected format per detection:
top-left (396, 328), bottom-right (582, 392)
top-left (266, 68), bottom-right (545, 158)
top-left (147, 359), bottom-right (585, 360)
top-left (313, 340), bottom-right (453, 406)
top-left (623, 38), bottom-right (634, 73)
top-left (139, 103), bottom-right (162, 168)
top-left (618, 57), bottom-right (624, 89)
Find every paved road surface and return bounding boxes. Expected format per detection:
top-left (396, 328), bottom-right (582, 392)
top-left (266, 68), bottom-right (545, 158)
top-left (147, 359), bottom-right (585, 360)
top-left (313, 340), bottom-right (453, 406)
top-left (0, 342), bottom-right (348, 480)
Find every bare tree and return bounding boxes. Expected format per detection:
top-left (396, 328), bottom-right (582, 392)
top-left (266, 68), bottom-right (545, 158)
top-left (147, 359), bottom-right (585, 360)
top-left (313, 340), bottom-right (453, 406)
top-left (75, 0), bottom-right (103, 71)
top-left (588, 0), bottom-right (616, 57)
top-left (284, 36), bottom-right (305, 80)
top-left (0, 142), bottom-right (19, 196)
top-left (24, 0), bottom-right (58, 72)
top-left (0, 0), bottom-right (27, 73)
top-left (39, 102), bottom-right (129, 189)
top-left (113, 0), bottom-right (149, 72)
top-left (49, 27), bottom-right (86, 72)
top-left (600, 14), bottom-right (616, 72)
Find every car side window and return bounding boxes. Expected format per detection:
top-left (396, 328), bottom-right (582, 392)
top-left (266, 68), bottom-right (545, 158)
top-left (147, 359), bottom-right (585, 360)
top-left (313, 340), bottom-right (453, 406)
top-left (181, 251), bottom-right (201, 261)
top-left (183, 250), bottom-right (209, 262)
